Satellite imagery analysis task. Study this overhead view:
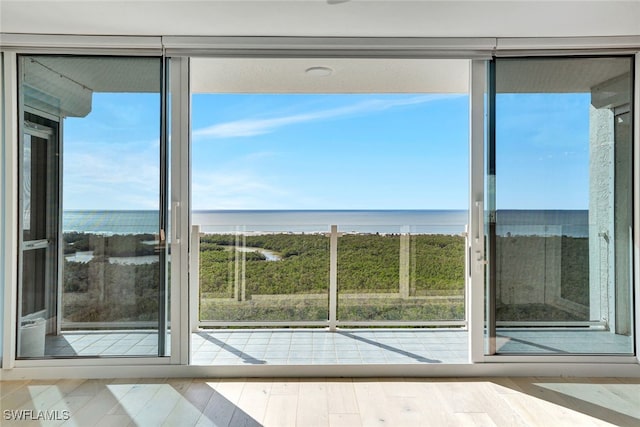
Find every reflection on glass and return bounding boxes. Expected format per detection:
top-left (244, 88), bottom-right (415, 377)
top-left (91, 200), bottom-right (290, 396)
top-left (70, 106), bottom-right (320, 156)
top-left (198, 225), bottom-right (330, 323)
top-left (489, 57), bottom-right (634, 355)
top-left (18, 55), bottom-right (165, 358)
top-left (337, 225), bottom-right (466, 323)
top-left (21, 249), bottom-right (47, 317)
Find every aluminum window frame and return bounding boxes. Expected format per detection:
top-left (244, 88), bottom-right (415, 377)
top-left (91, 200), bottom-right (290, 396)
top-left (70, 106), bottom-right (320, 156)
top-left (1, 35), bottom-right (639, 378)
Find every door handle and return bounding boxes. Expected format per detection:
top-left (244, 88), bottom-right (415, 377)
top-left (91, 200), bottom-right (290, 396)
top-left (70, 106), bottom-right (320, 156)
top-left (172, 202), bottom-right (181, 244)
top-left (475, 201), bottom-right (483, 244)
top-left (22, 239), bottom-right (49, 250)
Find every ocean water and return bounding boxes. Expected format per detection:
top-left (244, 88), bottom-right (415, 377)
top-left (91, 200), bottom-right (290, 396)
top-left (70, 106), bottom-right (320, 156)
top-left (63, 209), bottom-right (589, 237)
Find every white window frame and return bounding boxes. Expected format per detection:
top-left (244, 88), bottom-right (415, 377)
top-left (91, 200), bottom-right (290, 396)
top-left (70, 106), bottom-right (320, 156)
top-left (1, 35), bottom-right (639, 379)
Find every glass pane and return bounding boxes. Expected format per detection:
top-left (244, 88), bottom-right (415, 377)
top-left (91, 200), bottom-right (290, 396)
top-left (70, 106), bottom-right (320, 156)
top-left (489, 57), bottom-right (634, 355)
top-left (22, 133), bottom-right (49, 242)
top-left (19, 56), bottom-right (165, 358)
top-left (337, 222), bottom-right (467, 323)
top-left (196, 221), bottom-right (330, 323)
top-left (21, 248), bottom-right (46, 317)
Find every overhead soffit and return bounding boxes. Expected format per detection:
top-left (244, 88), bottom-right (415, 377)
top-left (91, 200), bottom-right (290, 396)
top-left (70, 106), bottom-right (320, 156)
top-left (23, 56), bottom-right (161, 93)
top-left (22, 56), bottom-right (633, 96)
top-left (191, 58), bottom-right (470, 94)
top-left (191, 57), bottom-right (633, 95)
top-left (496, 57), bottom-right (633, 93)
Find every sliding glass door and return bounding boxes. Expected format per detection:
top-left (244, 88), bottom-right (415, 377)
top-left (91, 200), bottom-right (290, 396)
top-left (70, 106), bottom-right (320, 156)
top-left (17, 56), bottom-right (169, 358)
top-left (486, 56), bottom-right (635, 355)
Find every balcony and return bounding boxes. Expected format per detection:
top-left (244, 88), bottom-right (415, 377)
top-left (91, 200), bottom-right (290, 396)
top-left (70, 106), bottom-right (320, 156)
top-left (35, 218), bottom-right (634, 363)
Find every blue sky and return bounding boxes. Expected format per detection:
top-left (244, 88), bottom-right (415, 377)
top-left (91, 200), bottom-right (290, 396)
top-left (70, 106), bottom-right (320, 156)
top-left (191, 93), bottom-right (469, 210)
top-left (62, 91), bottom-right (590, 211)
top-left (496, 93), bottom-right (590, 210)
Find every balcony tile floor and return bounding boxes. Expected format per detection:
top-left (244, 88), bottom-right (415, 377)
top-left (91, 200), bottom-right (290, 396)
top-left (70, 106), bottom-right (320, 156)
top-left (39, 328), bottom-right (634, 362)
top-left (191, 329), bottom-right (469, 365)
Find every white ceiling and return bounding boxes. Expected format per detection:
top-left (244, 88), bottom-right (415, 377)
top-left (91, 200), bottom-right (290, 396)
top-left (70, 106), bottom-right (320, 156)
top-left (5, 2), bottom-right (637, 96)
top-left (1, 1), bottom-right (639, 38)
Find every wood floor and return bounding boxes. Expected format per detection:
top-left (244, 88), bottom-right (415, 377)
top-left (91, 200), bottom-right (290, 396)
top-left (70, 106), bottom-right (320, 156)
top-left (1, 377), bottom-right (638, 426)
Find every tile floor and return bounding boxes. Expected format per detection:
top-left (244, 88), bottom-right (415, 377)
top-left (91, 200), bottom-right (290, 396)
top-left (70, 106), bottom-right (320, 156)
top-left (190, 329), bottom-right (468, 365)
top-left (38, 328), bottom-right (634, 363)
top-left (495, 328), bottom-right (633, 354)
top-left (44, 331), bottom-right (160, 357)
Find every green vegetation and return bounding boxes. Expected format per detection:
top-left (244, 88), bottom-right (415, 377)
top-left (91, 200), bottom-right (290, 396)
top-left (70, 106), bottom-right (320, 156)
top-left (62, 232), bottom-right (161, 324)
top-left (199, 232), bottom-right (465, 322)
top-left (64, 232), bottom-right (158, 256)
top-left (199, 233), bottom-right (330, 299)
top-left (60, 231), bottom-right (589, 325)
top-left (63, 258), bottom-right (160, 323)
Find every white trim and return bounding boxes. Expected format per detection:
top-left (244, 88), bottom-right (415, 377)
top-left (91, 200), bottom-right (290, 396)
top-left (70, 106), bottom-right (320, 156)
top-left (2, 52), bottom-right (18, 369)
top-left (190, 225), bottom-right (200, 333)
top-left (13, 356), bottom-right (170, 369)
top-left (496, 36), bottom-right (640, 52)
top-left (469, 60), bottom-right (486, 364)
top-left (483, 355), bottom-right (637, 364)
top-left (1, 362), bottom-right (639, 381)
top-left (1, 34), bottom-right (638, 57)
top-left (1, 39), bottom-right (639, 377)
top-left (0, 52), bottom-right (4, 366)
top-left (0, 34), bottom-right (162, 52)
top-left (162, 36), bottom-right (496, 59)
top-left (0, 52), bottom-right (7, 369)
top-left (170, 57), bottom-right (191, 365)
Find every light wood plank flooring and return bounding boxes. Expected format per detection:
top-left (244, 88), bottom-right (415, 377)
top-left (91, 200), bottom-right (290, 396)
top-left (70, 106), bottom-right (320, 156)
top-left (1, 377), bottom-right (638, 426)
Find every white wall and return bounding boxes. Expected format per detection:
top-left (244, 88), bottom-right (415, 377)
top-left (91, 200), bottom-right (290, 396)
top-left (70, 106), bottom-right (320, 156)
top-left (0, 53), bottom-right (4, 364)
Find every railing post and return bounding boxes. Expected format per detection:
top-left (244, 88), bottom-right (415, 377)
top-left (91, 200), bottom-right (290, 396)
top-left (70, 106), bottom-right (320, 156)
top-left (329, 225), bottom-right (338, 331)
top-left (234, 231), bottom-right (240, 301)
top-left (399, 225), bottom-right (410, 299)
top-left (190, 225), bottom-right (200, 332)
top-left (241, 232), bottom-right (247, 302)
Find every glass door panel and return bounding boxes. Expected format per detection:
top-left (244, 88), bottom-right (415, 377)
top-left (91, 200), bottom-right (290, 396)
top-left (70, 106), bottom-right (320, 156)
top-left (194, 220), bottom-right (330, 324)
top-left (18, 124), bottom-right (58, 358)
top-left (18, 56), bottom-right (168, 358)
top-left (486, 57), bottom-right (635, 355)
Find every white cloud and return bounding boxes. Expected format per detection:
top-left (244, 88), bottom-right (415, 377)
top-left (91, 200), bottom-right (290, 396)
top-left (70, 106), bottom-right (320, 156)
top-left (193, 94), bottom-right (459, 140)
top-left (63, 140), bottom-right (160, 209)
top-left (191, 170), bottom-right (291, 210)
